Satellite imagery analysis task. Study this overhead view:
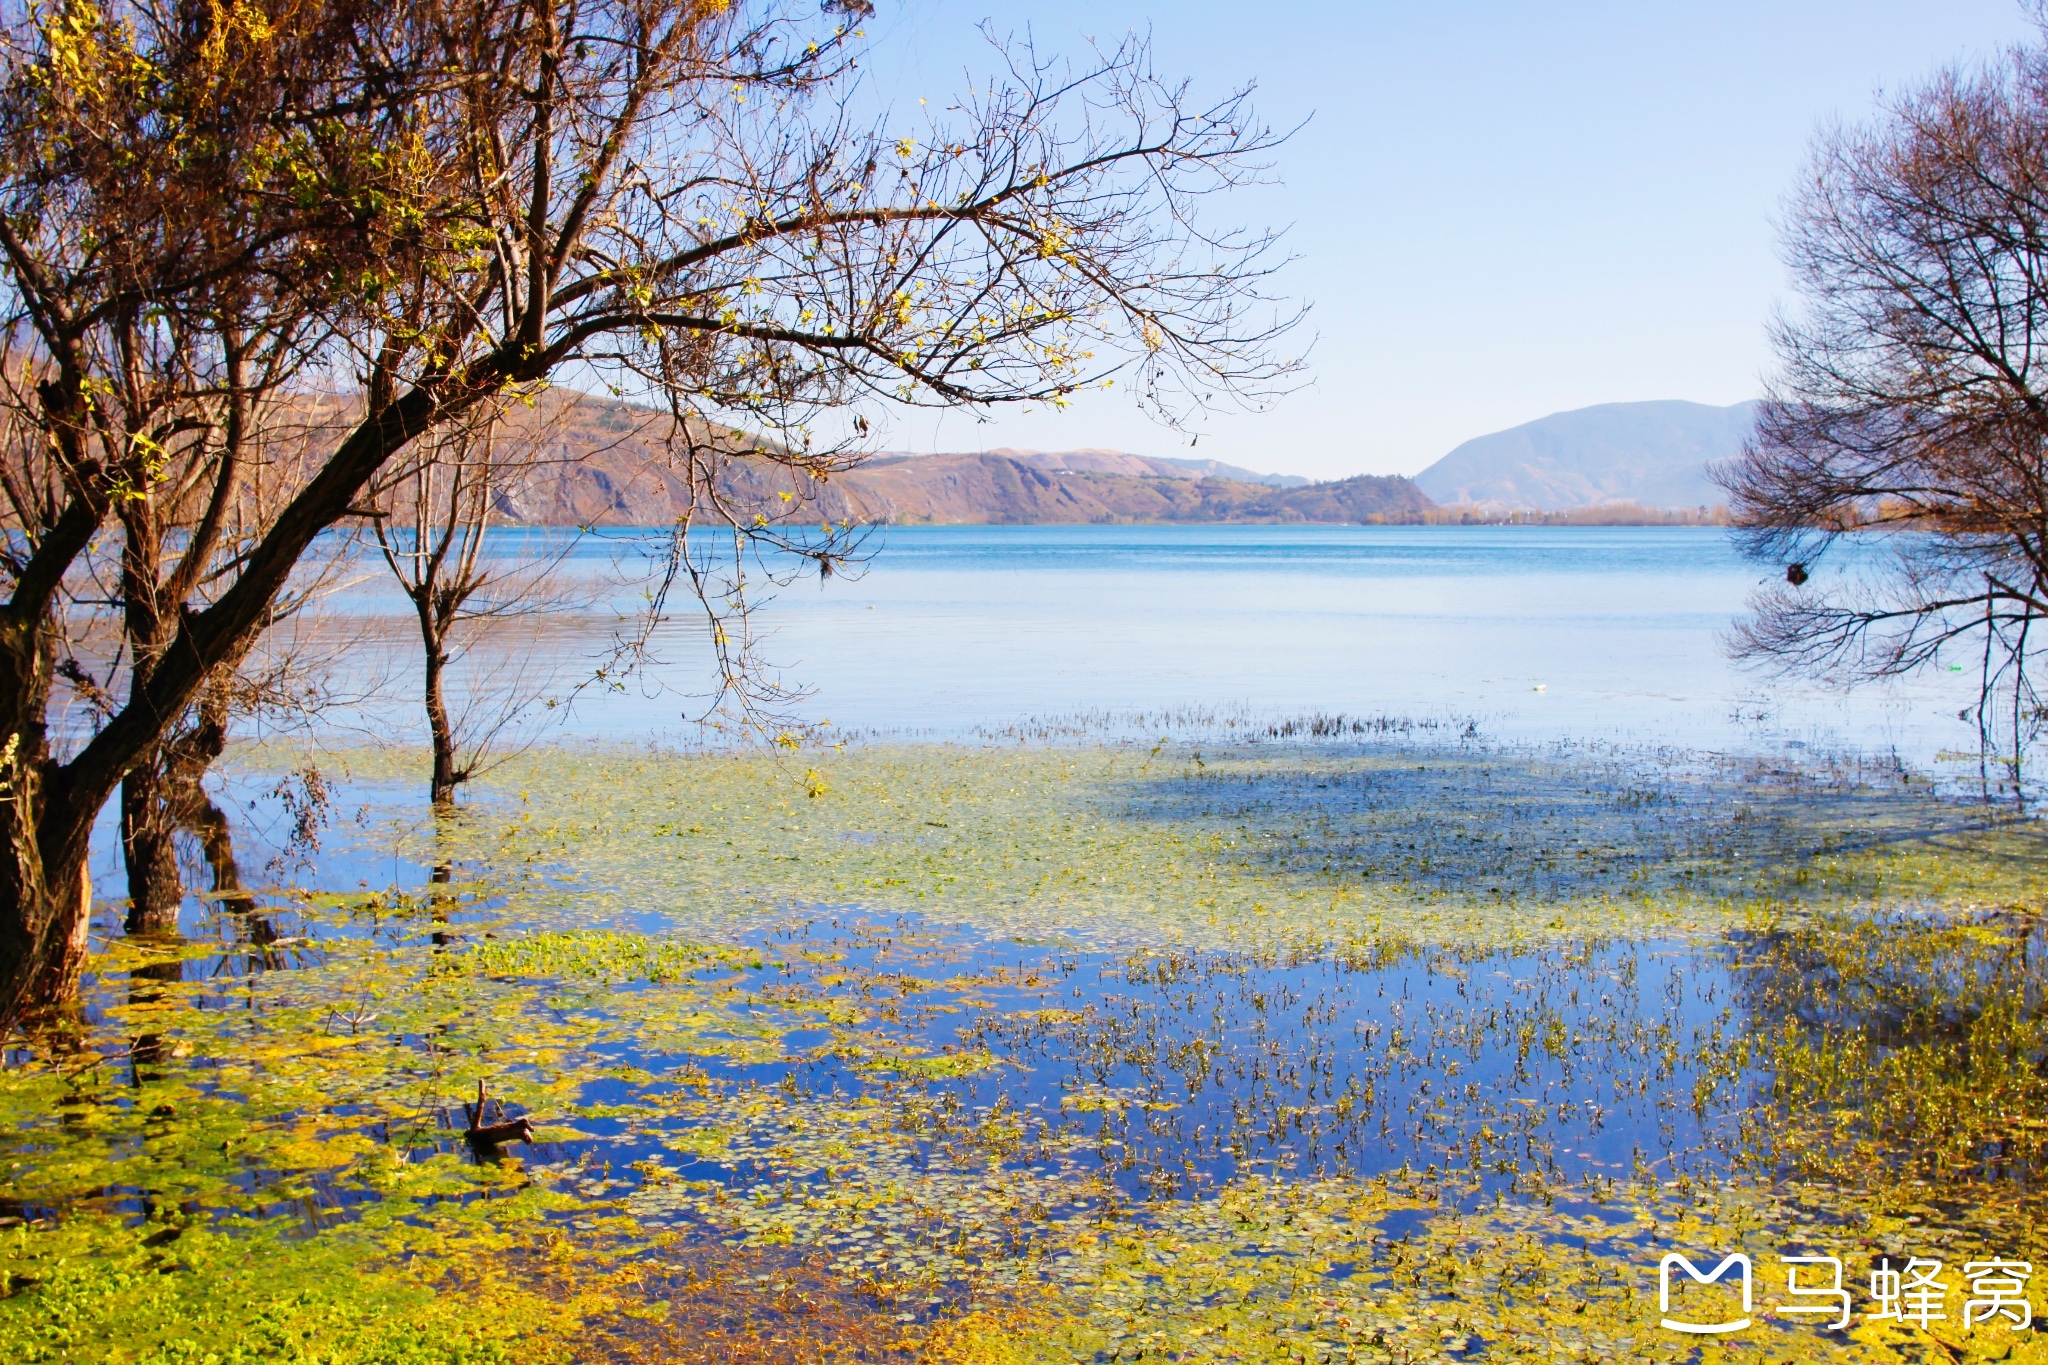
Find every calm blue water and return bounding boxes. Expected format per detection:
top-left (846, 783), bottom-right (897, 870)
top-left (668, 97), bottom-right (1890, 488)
top-left (251, 524), bottom-right (1985, 771)
top-left (382, 524), bottom-right (1968, 765)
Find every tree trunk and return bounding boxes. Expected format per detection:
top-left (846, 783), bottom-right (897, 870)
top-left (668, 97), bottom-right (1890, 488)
top-left (0, 609), bottom-right (94, 1021)
top-left (122, 762), bottom-right (183, 936)
top-left (422, 622), bottom-right (461, 810)
top-left (123, 662), bottom-right (245, 934)
top-left (0, 735), bottom-right (51, 1015)
top-left (0, 794), bottom-right (94, 1018)
top-left (179, 789), bottom-right (258, 917)
top-left (129, 782), bottom-right (259, 1066)
top-left (29, 856), bottom-right (91, 1008)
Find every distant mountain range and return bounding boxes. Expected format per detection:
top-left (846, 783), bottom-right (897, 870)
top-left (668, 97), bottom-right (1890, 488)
top-left (909, 447), bottom-right (1312, 489)
top-left (336, 389), bottom-right (1750, 527)
top-left (843, 454), bottom-right (1425, 525)
top-left (478, 392), bottom-right (1429, 525)
top-left (1411, 399), bottom-right (1759, 510)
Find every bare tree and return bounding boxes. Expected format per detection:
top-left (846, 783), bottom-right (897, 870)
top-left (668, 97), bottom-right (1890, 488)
top-left (366, 401), bottom-right (586, 810)
top-left (1719, 22), bottom-right (2048, 794)
top-left (605, 416), bottom-right (876, 740)
top-left (0, 0), bottom-right (1300, 1022)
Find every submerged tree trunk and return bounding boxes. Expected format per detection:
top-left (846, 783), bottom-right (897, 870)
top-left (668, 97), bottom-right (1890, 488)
top-left (180, 790), bottom-right (258, 917)
top-left (1, 792), bottom-right (98, 1018)
top-left (425, 642), bottom-right (460, 809)
top-left (124, 763), bottom-right (229, 1076)
top-left (122, 762), bottom-right (183, 936)
top-left (141, 772), bottom-right (260, 922)
top-left (0, 600), bottom-right (96, 1018)
top-left (414, 589), bottom-right (466, 811)
top-left (126, 670), bottom-right (248, 925)
top-left (0, 620), bottom-right (53, 1005)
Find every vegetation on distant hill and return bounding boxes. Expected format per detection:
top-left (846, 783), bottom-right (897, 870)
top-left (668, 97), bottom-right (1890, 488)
top-left (1419, 501), bottom-right (1730, 527)
top-left (875, 447), bottom-right (1308, 488)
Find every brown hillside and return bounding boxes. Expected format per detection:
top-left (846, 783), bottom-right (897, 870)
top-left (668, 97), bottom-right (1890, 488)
top-left (832, 453), bottom-right (1429, 525)
top-left (279, 388), bottom-right (1434, 526)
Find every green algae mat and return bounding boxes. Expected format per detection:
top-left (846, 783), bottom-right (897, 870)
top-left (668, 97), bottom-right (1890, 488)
top-left (7, 740), bottom-right (2048, 1363)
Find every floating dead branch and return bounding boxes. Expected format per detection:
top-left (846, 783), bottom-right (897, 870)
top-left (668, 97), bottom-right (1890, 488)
top-left (463, 1079), bottom-right (535, 1148)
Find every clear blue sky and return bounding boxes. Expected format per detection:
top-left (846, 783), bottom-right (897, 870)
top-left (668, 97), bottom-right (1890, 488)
top-left (854, 1), bottom-right (2035, 479)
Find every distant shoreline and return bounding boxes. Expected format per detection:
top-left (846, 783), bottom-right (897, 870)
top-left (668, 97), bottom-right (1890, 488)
top-left (487, 513), bottom-right (1734, 531)
top-left (828, 503), bottom-right (1733, 529)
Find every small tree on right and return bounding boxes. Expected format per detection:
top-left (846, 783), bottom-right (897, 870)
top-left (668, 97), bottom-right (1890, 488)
top-left (1720, 28), bottom-right (2048, 797)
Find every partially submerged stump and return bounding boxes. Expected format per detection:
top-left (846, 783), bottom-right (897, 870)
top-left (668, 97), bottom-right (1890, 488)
top-left (461, 1080), bottom-right (534, 1149)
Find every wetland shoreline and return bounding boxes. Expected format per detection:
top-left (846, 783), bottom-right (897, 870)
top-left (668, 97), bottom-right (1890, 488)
top-left (7, 737), bottom-right (2048, 1363)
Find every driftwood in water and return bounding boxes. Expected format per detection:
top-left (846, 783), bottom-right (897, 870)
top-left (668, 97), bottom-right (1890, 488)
top-left (461, 1080), bottom-right (535, 1148)
top-left (467, 1116), bottom-right (535, 1146)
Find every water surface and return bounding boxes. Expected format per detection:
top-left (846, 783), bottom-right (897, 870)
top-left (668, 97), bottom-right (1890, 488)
top-left (303, 525), bottom-right (1982, 766)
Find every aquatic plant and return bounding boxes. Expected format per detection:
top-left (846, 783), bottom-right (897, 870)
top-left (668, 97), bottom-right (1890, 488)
top-left (7, 740), bottom-right (2048, 1361)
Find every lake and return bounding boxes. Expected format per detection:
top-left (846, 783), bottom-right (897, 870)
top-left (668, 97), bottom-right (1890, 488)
top-left (312, 523), bottom-right (1982, 767)
top-left (18, 522), bottom-right (2042, 1365)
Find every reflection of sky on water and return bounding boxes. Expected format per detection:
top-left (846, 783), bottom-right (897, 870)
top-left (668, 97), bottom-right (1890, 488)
top-left (609, 921), bottom-right (1743, 1215)
top-left (295, 524), bottom-right (1984, 768)
top-left (90, 893), bottom-right (1745, 1229)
